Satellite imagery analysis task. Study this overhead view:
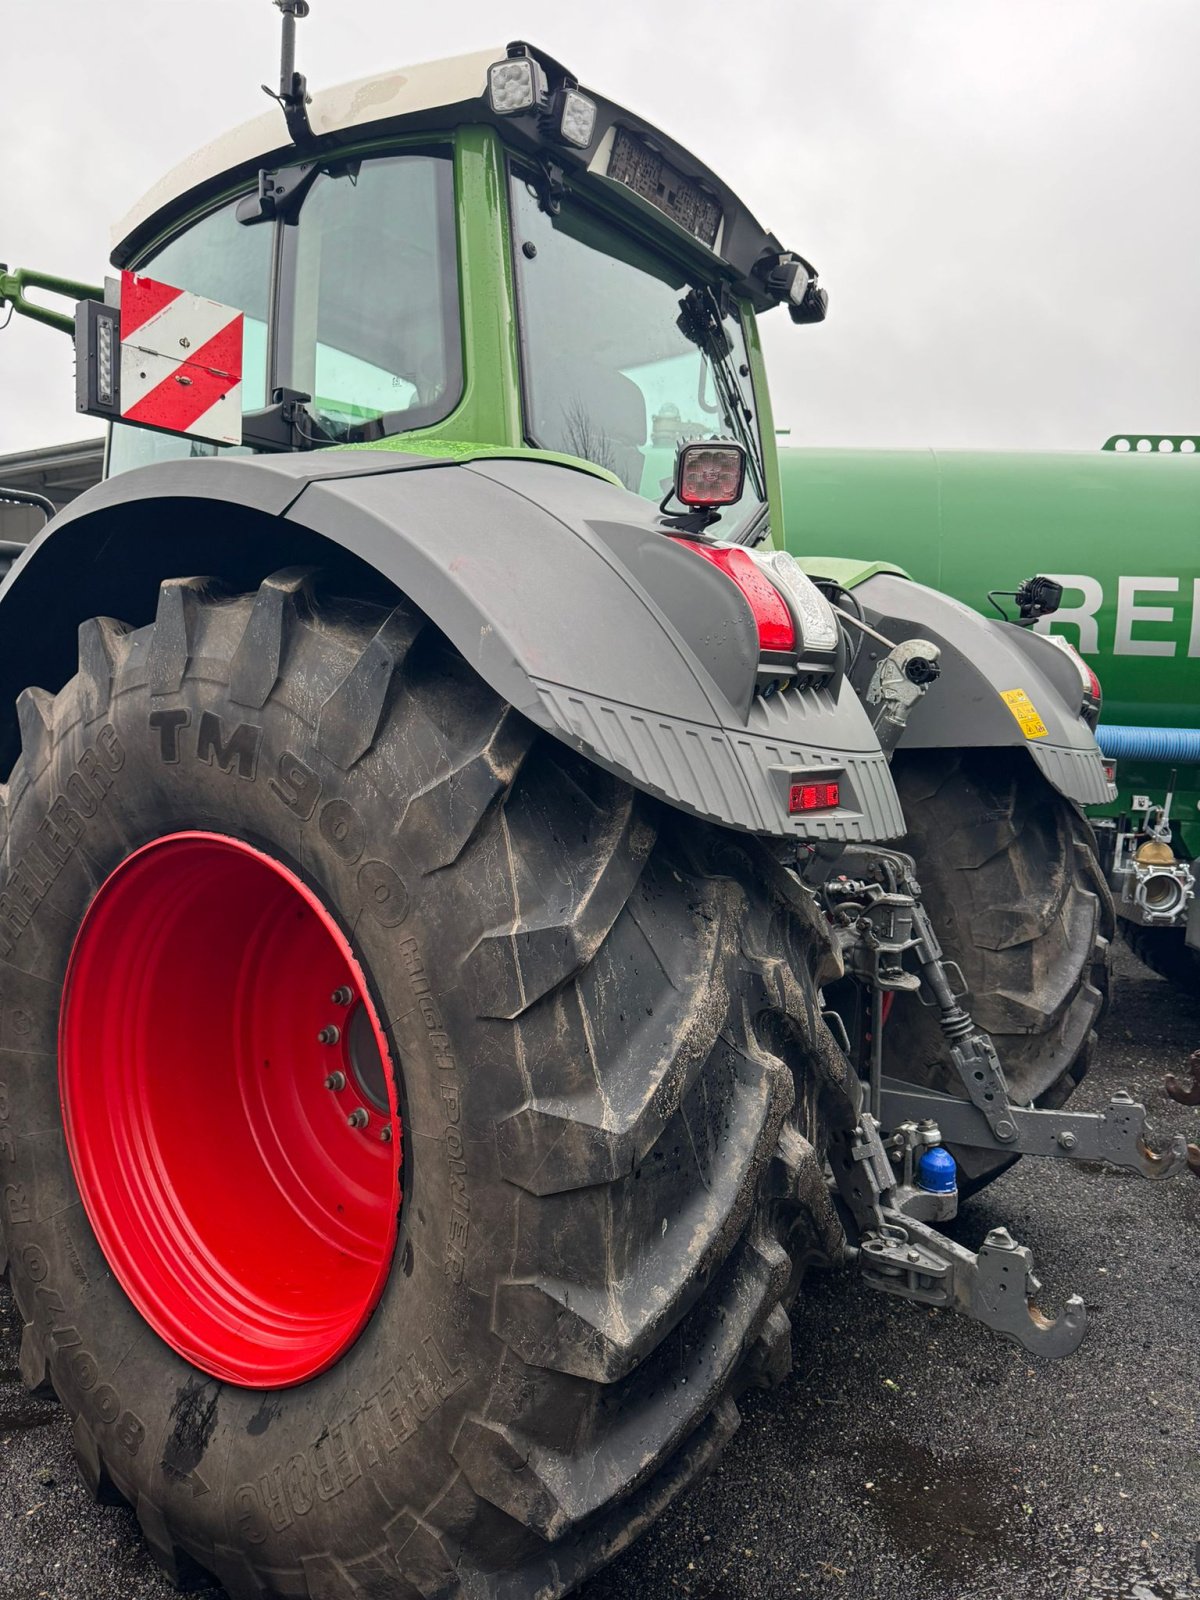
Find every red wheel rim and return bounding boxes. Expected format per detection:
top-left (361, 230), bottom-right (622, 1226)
top-left (59, 832), bottom-right (403, 1388)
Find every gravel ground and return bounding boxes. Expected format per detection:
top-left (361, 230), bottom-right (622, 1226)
top-left (2, 941), bottom-right (1197, 1600)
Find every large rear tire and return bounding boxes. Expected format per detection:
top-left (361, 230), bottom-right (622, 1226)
top-left (1122, 922), bottom-right (1200, 989)
top-left (0, 571), bottom-right (844, 1599)
top-left (884, 749), bottom-right (1113, 1192)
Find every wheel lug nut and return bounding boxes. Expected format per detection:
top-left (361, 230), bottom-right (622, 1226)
top-left (331, 986), bottom-right (354, 1006)
top-left (347, 1107), bottom-right (369, 1129)
top-left (379, 1126), bottom-right (393, 1144)
top-left (318, 1025), bottom-right (341, 1045)
top-left (324, 1071), bottom-right (346, 1092)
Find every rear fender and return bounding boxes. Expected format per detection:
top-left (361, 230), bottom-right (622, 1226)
top-left (853, 571), bottom-right (1114, 806)
top-left (0, 452), bottom-right (905, 841)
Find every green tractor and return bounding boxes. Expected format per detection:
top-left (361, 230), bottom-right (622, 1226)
top-left (779, 443), bottom-right (1200, 1003)
top-left (0, 15), bottom-right (1190, 1599)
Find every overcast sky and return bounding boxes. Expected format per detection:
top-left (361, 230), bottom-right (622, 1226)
top-left (1, 0), bottom-right (1197, 457)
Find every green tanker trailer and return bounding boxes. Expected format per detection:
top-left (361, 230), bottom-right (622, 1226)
top-left (780, 439), bottom-right (1200, 990)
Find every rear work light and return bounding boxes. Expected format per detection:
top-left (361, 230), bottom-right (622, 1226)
top-left (486, 47), bottom-right (597, 151)
top-left (673, 540), bottom-right (795, 653)
top-left (675, 441), bottom-right (746, 508)
top-left (487, 50), bottom-right (547, 114)
top-left (552, 87), bottom-right (597, 148)
top-left (789, 781), bottom-right (840, 813)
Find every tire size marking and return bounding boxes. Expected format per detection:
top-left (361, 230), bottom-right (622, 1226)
top-left (151, 727), bottom-right (413, 931)
top-left (399, 935), bottom-right (469, 1282)
top-left (19, 1242), bottom-right (145, 1454)
top-left (270, 749), bottom-right (411, 924)
top-left (149, 709), bottom-right (262, 778)
top-left (0, 726), bottom-right (124, 958)
top-left (234, 1339), bottom-right (466, 1542)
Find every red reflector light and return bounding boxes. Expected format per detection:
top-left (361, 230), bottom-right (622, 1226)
top-left (789, 781), bottom-right (840, 813)
top-left (1085, 664), bottom-right (1102, 700)
top-left (671, 540), bottom-right (795, 653)
top-left (676, 442), bottom-right (747, 507)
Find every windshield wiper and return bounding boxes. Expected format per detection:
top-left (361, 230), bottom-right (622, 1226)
top-left (676, 288), bottom-right (767, 504)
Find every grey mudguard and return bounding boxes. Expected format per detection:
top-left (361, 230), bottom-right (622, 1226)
top-left (0, 450), bottom-right (905, 841)
top-left (852, 571), bottom-right (1115, 806)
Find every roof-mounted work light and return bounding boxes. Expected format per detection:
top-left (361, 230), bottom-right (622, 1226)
top-left (487, 47), bottom-right (547, 114)
top-left (552, 86), bottom-right (598, 148)
top-left (487, 46), bottom-right (598, 151)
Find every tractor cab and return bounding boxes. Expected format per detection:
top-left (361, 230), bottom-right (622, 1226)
top-left (97, 42), bottom-right (826, 541)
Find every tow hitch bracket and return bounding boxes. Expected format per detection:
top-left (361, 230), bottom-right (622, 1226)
top-left (859, 1216), bottom-right (1087, 1359)
top-left (813, 839), bottom-right (1196, 1358)
top-left (1163, 1052), bottom-right (1200, 1174)
top-left (829, 1112), bottom-right (1085, 1357)
top-left (1165, 1050), bottom-right (1200, 1107)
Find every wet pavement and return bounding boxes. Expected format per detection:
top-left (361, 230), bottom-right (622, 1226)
top-left (1, 942), bottom-right (1197, 1600)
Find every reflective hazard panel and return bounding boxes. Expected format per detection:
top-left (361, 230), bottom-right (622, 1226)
top-left (119, 271), bottom-right (243, 445)
top-left (999, 687), bottom-right (1049, 740)
top-left (75, 271), bottom-right (243, 446)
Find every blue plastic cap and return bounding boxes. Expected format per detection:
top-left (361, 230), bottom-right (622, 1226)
top-left (917, 1145), bottom-right (958, 1194)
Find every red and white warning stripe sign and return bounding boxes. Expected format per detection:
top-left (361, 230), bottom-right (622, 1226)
top-left (119, 271), bottom-right (243, 446)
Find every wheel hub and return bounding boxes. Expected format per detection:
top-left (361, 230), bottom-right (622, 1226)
top-left (59, 831), bottom-right (403, 1388)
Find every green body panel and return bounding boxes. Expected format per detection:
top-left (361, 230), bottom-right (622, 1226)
top-left (422, 127), bottom-right (523, 451)
top-left (780, 446), bottom-right (1200, 858)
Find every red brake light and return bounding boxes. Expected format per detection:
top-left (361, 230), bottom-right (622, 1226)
top-left (789, 781), bottom-right (840, 814)
top-left (671, 540), bottom-right (795, 653)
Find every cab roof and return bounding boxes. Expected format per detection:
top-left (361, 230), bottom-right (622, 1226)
top-left (112, 48), bottom-right (501, 256)
top-left (111, 43), bottom-right (795, 311)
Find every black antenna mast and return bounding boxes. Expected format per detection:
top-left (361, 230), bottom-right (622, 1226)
top-left (263, 0), bottom-right (314, 148)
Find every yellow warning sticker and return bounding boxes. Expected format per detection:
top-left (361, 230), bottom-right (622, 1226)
top-left (999, 688), bottom-right (1049, 740)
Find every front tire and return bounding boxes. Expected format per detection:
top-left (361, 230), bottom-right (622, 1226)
top-left (0, 571), bottom-right (843, 1598)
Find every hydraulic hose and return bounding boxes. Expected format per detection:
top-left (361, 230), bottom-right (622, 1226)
top-left (1096, 725), bottom-right (1200, 764)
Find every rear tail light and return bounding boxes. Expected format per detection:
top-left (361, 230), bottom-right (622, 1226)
top-left (789, 781), bottom-right (840, 813)
top-left (752, 550), bottom-right (840, 655)
top-left (1043, 633), bottom-right (1102, 727)
top-left (672, 540), bottom-right (795, 652)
